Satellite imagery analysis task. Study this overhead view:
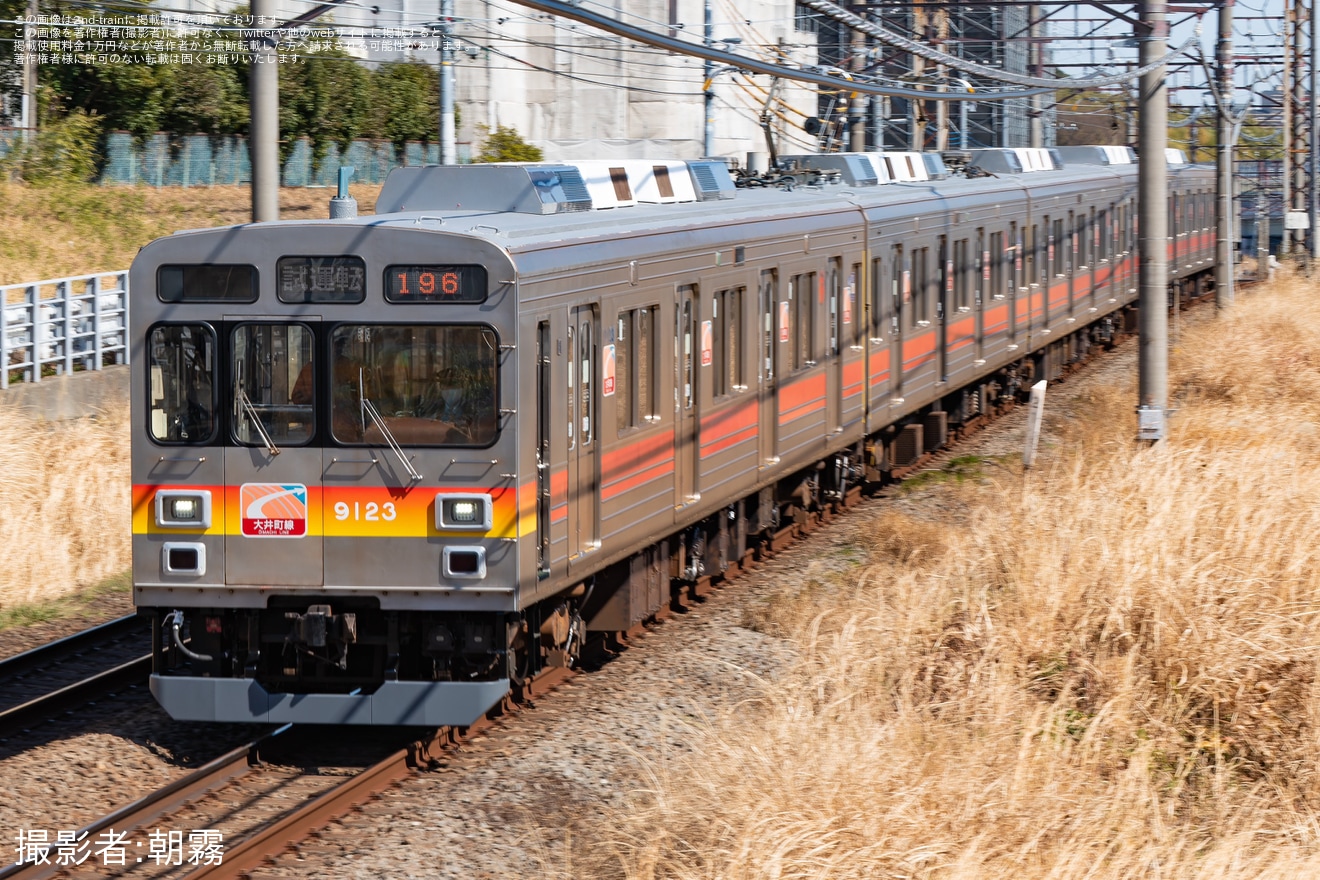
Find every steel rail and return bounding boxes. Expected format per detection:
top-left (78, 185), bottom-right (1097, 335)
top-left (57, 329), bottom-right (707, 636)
top-left (0, 615), bottom-right (145, 682)
top-left (0, 654), bottom-right (151, 738)
top-left (0, 733), bottom-right (275, 880)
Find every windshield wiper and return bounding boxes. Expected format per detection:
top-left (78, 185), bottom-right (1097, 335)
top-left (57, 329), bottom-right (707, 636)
top-left (358, 369), bottom-right (422, 482)
top-left (237, 385), bottom-right (281, 457)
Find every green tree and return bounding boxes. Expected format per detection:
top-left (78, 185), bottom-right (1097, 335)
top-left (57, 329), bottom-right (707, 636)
top-left (368, 61), bottom-right (440, 152)
top-left (475, 125), bottom-right (543, 163)
top-left (279, 49), bottom-right (373, 167)
top-left (0, 103), bottom-right (100, 183)
top-left (158, 60), bottom-right (249, 136)
top-left (1054, 89), bottom-right (1128, 147)
top-left (43, 60), bottom-right (167, 138)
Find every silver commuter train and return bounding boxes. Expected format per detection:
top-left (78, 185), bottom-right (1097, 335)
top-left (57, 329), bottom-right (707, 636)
top-left (131, 146), bottom-right (1216, 724)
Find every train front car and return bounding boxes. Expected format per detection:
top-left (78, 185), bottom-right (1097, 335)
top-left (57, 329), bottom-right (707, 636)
top-left (130, 219), bottom-right (520, 725)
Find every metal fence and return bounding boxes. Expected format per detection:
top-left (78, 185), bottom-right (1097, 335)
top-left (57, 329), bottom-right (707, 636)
top-left (0, 129), bottom-right (471, 187)
top-left (2, 272), bottom-right (129, 389)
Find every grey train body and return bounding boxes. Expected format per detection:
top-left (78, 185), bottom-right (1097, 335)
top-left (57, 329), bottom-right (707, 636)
top-left (129, 151), bottom-right (1216, 725)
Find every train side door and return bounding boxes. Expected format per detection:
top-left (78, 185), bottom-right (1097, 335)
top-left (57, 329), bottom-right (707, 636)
top-left (676, 286), bottom-right (700, 505)
top-left (758, 270), bottom-right (779, 468)
top-left (567, 305), bottom-right (600, 560)
top-left (535, 320), bottom-right (555, 578)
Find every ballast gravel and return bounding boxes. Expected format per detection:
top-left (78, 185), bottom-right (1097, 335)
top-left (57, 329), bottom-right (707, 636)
top-left (0, 329), bottom-right (1155, 878)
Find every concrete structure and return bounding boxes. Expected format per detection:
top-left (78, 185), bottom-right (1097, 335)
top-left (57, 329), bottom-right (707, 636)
top-left (449, 0), bottom-right (819, 162)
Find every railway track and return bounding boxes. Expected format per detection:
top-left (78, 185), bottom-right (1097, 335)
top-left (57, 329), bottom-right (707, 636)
top-left (0, 665), bottom-right (576, 880)
top-left (0, 616), bottom-right (152, 739)
top-left (1, 283), bottom-right (1239, 877)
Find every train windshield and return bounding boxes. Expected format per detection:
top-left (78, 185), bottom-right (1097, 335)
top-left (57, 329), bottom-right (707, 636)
top-left (147, 323), bottom-right (216, 444)
top-left (330, 324), bottom-right (499, 447)
top-left (231, 323), bottom-right (317, 447)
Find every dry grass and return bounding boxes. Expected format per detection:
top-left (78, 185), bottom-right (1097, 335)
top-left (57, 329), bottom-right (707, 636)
top-left (0, 182), bottom-right (383, 285)
top-left (0, 181), bottom-right (377, 613)
top-left (553, 274), bottom-right (1320, 878)
top-left (0, 402), bottom-right (131, 611)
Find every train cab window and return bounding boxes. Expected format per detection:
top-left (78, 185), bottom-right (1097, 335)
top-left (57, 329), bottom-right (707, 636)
top-left (329, 324), bottom-right (499, 447)
top-left (232, 323), bottom-right (316, 446)
top-left (158, 265), bottom-right (257, 303)
top-left (147, 323), bottom-right (216, 444)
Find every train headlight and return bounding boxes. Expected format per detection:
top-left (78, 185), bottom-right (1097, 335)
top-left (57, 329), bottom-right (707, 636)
top-left (435, 493), bottom-right (492, 531)
top-left (155, 490), bottom-right (212, 529)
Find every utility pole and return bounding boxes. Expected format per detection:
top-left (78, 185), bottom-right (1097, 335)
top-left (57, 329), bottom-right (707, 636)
top-left (1029, 5), bottom-right (1043, 147)
top-left (250, 0), bottom-right (280, 222)
top-left (934, 7), bottom-right (949, 152)
top-left (1312, 0), bottom-right (1320, 261)
top-left (911, 0), bottom-right (926, 150)
top-left (703, 1), bottom-right (715, 156)
top-left (1292, 0), bottom-right (1307, 256)
top-left (1282, 0), bottom-right (1293, 255)
top-left (1216, 0), bottom-right (1235, 307)
top-left (1137, 0), bottom-right (1169, 442)
top-left (440, 0), bottom-right (456, 164)
top-left (849, 2), bottom-right (867, 151)
top-left (20, 0), bottom-right (36, 143)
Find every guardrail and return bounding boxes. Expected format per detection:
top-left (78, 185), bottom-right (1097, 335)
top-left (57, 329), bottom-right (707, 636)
top-left (1, 272), bottom-right (129, 389)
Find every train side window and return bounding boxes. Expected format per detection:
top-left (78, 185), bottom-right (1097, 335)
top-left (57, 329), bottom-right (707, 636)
top-left (329, 324), bottom-right (499, 447)
top-left (827, 259), bottom-right (841, 356)
top-left (849, 263), bottom-right (861, 346)
top-left (615, 312), bottom-right (631, 434)
top-left (232, 323), bottom-right (316, 446)
top-left (912, 248), bottom-right (928, 326)
top-left (615, 306), bottom-right (658, 435)
top-left (680, 289), bottom-right (696, 411)
top-left (891, 245), bottom-right (904, 332)
top-left (954, 238), bottom-right (970, 311)
top-left (792, 272), bottom-right (815, 369)
top-left (761, 270), bottom-right (778, 381)
top-left (579, 319), bottom-right (593, 448)
top-left (989, 231), bottom-right (1004, 300)
top-left (567, 323), bottom-right (575, 451)
top-left (870, 256), bottom-right (884, 340)
top-left (711, 295), bottom-right (725, 399)
top-left (724, 287), bottom-right (744, 393)
top-left (638, 307), bottom-right (654, 422)
top-left (147, 323), bottom-right (216, 444)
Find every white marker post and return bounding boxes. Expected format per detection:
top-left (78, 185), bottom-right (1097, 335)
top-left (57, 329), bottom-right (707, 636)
top-left (1023, 379), bottom-right (1048, 469)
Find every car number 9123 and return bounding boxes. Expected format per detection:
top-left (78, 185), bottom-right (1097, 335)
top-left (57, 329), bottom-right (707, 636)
top-left (334, 501), bottom-right (398, 521)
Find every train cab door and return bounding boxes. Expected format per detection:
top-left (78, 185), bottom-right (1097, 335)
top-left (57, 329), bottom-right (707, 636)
top-left (567, 305), bottom-right (600, 563)
top-left (224, 319), bottom-right (323, 587)
top-left (676, 286), bottom-right (700, 504)
top-left (758, 270), bottom-right (779, 469)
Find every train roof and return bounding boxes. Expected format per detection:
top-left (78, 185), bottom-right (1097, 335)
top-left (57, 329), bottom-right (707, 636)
top-left (147, 151), bottom-right (1194, 264)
